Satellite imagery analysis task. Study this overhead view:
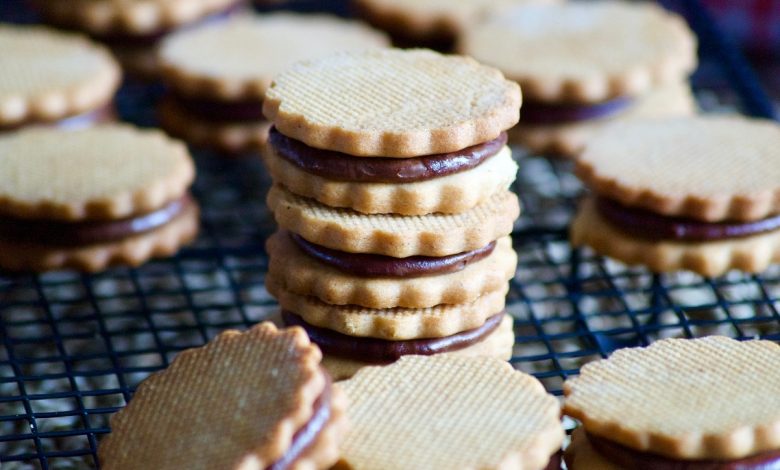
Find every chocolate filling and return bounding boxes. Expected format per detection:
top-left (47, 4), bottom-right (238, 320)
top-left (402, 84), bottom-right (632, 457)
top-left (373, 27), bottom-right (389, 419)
top-left (282, 311), bottom-right (504, 363)
top-left (266, 376), bottom-right (332, 470)
top-left (290, 232), bottom-right (496, 277)
top-left (0, 103), bottom-right (116, 132)
top-left (544, 452), bottom-right (562, 470)
top-left (521, 97), bottom-right (633, 125)
top-left (588, 432), bottom-right (780, 470)
top-left (0, 195), bottom-right (192, 246)
top-left (167, 94), bottom-right (265, 123)
top-left (268, 128), bottom-right (507, 183)
top-left (596, 196), bottom-right (780, 241)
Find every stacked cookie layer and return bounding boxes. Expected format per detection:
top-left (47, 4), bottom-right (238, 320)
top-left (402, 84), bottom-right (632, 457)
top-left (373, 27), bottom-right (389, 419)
top-left (263, 49), bottom-right (522, 379)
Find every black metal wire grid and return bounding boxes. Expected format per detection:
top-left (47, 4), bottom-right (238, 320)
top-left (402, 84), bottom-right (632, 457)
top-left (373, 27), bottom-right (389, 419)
top-left (1, 0), bottom-right (779, 468)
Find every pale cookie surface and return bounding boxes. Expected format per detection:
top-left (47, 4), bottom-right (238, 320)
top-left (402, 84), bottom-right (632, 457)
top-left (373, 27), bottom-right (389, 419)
top-left (510, 82), bottom-right (696, 157)
top-left (459, 1), bottom-right (696, 103)
top-left (321, 313), bottom-right (516, 380)
top-left (159, 96), bottom-right (271, 154)
top-left (266, 232), bottom-right (516, 309)
top-left (335, 354), bottom-right (562, 469)
top-left (268, 280), bottom-right (508, 340)
top-left (264, 143), bottom-right (517, 215)
top-left (160, 13), bottom-right (389, 100)
top-left (37, 0), bottom-right (239, 34)
top-left (570, 197), bottom-right (780, 276)
top-left (263, 48), bottom-right (521, 157)
top-left (0, 199), bottom-right (199, 272)
top-left (577, 116), bottom-right (780, 221)
top-left (564, 428), bottom-right (621, 470)
top-left (563, 336), bottom-right (780, 460)
top-left (98, 322), bottom-right (331, 469)
top-left (267, 185), bottom-right (520, 257)
top-left (0, 25), bottom-right (120, 126)
top-left (0, 125), bottom-right (194, 221)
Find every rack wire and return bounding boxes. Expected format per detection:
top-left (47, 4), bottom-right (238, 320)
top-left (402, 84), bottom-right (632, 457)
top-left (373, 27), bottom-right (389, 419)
top-left (1, 0), bottom-right (778, 468)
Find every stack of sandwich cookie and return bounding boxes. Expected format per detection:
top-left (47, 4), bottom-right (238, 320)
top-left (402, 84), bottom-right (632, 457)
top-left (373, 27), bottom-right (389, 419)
top-left (459, 1), bottom-right (697, 157)
top-left (335, 355), bottom-right (564, 469)
top-left (564, 336), bottom-right (780, 469)
top-left (262, 49), bottom-right (522, 379)
top-left (0, 125), bottom-right (197, 272)
top-left (35, 0), bottom-right (245, 77)
top-left (158, 14), bottom-right (388, 155)
top-left (99, 322), bottom-right (347, 469)
top-left (0, 24), bottom-right (120, 131)
top-left (572, 116), bottom-right (780, 276)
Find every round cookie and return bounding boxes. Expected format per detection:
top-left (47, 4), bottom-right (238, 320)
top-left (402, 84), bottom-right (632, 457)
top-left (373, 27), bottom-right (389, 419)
top-left (458, 1), bottom-right (697, 103)
top-left (263, 48), bottom-right (522, 157)
top-left (334, 355), bottom-right (563, 468)
top-left (99, 322), bottom-right (347, 469)
top-left (563, 337), bottom-right (780, 462)
top-left (0, 24), bottom-right (120, 128)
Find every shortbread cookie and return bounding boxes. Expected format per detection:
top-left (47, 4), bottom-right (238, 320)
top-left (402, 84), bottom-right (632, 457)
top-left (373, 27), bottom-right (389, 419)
top-left (577, 116), bottom-right (780, 221)
top-left (263, 48), bottom-right (521, 157)
top-left (266, 231), bottom-right (515, 308)
top-left (99, 322), bottom-right (346, 469)
top-left (510, 81), bottom-right (697, 157)
top-left (335, 355), bottom-right (563, 469)
top-left (563, 337), bottom-right (780, 463)
top-left (159, 13), bottom-right (389, 101)
top-left (0, 125), bottom-right (197, 272)
top-left (267, 185), bottom-right (519, 257)
top-left (264, 129), bottom-right (517, 214)
top-left (459, 1), bottom-right (696, 103)
top-left (0, 24), bottom-right (120, 128)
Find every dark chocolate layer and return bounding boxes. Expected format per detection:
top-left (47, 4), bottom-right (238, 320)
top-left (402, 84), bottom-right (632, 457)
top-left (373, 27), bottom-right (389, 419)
top-left (521, 97), bottom-right (633, 125)
top-left (597, 197), bottom-right (780, 241)
top-left (0, 195), bottom-right (192, 246)
top-left (588, 432), bottom-right (780, 470)
top-left (266, 375), bottom-right (332, 470)
top-left (282, 311), bottom-right (504, 363)
top-left (0, 103), bottom-right (116, 132)
top-left (269, 128), bottom-right (507, 183)
top-left (168, 94), bottom-right (265, 122)
top-left (290, 232), bottom-right (496, 277)
top-left (545, 452), bottom-right (562, 470)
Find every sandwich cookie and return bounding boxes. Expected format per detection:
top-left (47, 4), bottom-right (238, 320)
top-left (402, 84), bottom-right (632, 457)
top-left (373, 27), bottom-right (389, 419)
top-left (263, 49), bottom-right (522, 379)
top-left (564, 336), bottom-right (780, 469)
top-left (158, 13), bottom-right (388, 155)
top-left (335, 355), bottom-right (564, 470)
top-left (571, 116), bottom-right (780, 276)
top-left (459, 1), bottom-right (698, 157)
top-left (35, 0), bottom-right (246, 77)
top-left (99, 322), bottom-right (347, 470)
top-left (0, 125), bottom-right (198, 272)
top-left (0, 24), bottom-right (120, 131)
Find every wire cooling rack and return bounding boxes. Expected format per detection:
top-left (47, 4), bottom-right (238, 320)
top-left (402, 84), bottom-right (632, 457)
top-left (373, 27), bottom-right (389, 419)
top-left (1, 0), bottom-right (779, 468)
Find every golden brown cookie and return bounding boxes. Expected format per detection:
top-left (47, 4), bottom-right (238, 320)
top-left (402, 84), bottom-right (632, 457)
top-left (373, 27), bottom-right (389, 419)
top-left (459, 1), bottom-right (696, 103)
top-left (0, 24), bottom-right (120, 128)
top-left (267, 185), bottom-right (519, 257)
top-left (263, 48), bottom-right (521, 157)
top-left (563, 337), bottom-right (780, 461)
top-left (334, 354), bottom-right (563, 469)
top-left (98, 322), bottom-right (346, 469)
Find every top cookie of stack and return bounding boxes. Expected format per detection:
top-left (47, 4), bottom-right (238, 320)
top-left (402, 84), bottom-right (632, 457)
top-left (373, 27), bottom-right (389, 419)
top-left (263, 48), bottom-right (521, 379)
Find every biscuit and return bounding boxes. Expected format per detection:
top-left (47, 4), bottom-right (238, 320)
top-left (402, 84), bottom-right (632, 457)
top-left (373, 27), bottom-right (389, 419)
top-left (98, 322), bottom-right (345, 469)
top-left (0, 24), bottom-right (120, 127)
top-left (267, 185), bottom-right (519, 257)
top-left (263, 49), bottom-right (521, 157)
top-left (459, 1), bottom-right (696, 103)
top-left (563, 336), bottom-right (780, 460)
top-left (334, 354), bottom-right (563, 469)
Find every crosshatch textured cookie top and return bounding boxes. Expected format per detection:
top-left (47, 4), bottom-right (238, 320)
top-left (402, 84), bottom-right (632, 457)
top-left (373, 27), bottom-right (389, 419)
top-left (263, 48), bottom-right (522, 157)
top-left (459, 1), bottom-right (696, 103)
top-left (159, 13), bottom-right (390, 101)
top-left (0, 125), bottom-right (194, 221)
top-left (0, 24), bottom-right (121, 125)
top-left (576, 116), bottom-right (780, 222)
